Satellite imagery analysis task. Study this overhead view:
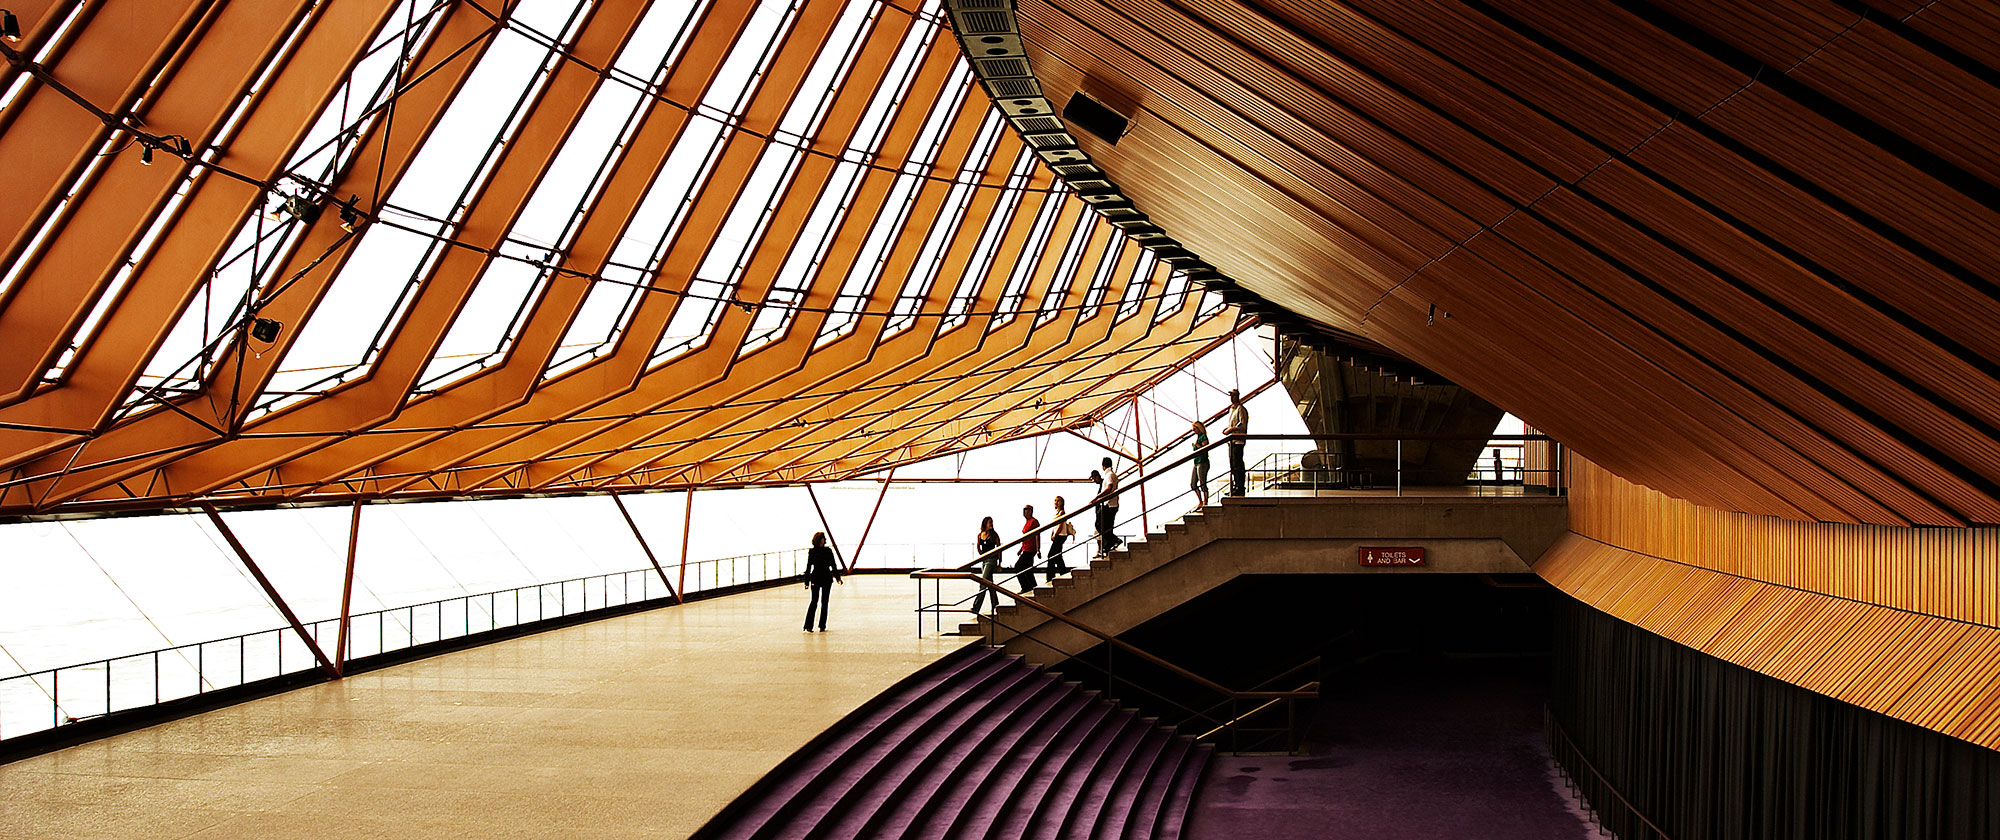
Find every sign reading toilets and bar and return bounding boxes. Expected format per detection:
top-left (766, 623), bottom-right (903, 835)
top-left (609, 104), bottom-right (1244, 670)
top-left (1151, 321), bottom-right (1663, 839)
top-left (1359, 546), bottom-right (1426, 567)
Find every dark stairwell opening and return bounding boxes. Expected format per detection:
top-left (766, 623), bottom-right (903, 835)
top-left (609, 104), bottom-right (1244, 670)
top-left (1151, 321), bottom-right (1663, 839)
top-left (1051, 573), bottom-right (1601, 840)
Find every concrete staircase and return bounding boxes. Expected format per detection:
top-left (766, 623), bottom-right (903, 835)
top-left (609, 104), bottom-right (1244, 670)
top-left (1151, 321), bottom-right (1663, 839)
top-left (958, 495), bottom-right (1567, 666)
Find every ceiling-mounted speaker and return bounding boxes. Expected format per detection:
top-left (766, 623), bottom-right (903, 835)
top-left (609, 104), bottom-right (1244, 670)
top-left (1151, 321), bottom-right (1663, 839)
top-left (1063, 91), bottom-right (1128, 145)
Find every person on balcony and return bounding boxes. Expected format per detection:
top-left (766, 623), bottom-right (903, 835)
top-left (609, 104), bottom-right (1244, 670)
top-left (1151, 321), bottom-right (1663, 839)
top-left (1191, 419), bottom-right (1212, 506)
top-left (969, 516), bottom-right (1003, 614)
top-left (1225, 389), bottom-right (1249, 496)
top-left (1016, 504), bottom-right (1041, 592)
top-left (802, 532), bottom-right (842, 632)
top-left (1047, 496), bottom-right (1073, 578)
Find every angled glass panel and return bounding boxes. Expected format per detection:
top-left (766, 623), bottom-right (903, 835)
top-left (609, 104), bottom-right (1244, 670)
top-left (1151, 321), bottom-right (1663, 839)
top-left (549, 115), bottom-right (729, 376)
top-left (123, 0), bottom-right (452, 418)
top-left (1115, 246), bottom-right (1158, 322)
top-left (259, 2), bottom-right (591, 414)
top-left (816, 55), bottom-right (970, 346)
top-left (941, 145), bottom-right (1037, 332)
top-left (992, 189), bottom-right (1066, 329)
top-left (884, 106), bottom-right (1007, 336)
top-left (1080, 229), bottom-right (1128, 318)
top-left (650, 143), bottom-right (805, 365)
top-left (742, 158), bottom-right (868, 353)
top-left (1035, 208), bottom-right (1097, 324)
top-left (1154, 265), bottom-right (1193, 322)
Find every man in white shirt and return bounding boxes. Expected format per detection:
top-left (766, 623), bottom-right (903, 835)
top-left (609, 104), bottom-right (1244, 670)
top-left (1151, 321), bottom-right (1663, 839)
top-left (1096, 456), bottom-right (1122, 556)
top-left (1225, 389), bottom-right (1249, 496)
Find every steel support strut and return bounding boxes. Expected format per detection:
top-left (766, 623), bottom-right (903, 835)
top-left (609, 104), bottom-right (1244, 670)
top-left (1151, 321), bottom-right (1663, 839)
top-left (852, 467), bottom-right (894, 569)
top-left (335, 501), bottom-right (361, 676)
top-left (806, 482), bottom-right (850, 572)
top-left (200, 503), bottom-right (339, 679)
top-left (612, 492), bottom-right (682, 603)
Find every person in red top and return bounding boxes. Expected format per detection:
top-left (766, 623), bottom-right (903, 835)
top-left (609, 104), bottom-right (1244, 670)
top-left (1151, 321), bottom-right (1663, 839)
top-left (1016, 504), bottom-right (1041, 592)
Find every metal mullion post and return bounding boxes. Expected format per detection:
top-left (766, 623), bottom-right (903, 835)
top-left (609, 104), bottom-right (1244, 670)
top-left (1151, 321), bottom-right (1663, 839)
top-left (200, 504), bottom-right (338, 678)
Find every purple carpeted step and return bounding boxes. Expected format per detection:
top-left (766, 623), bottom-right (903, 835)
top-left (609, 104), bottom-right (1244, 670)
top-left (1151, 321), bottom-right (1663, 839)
top-left (883, 689), bottom-right (1111, 840)
top-left (981, 702), bottom-right (1142, 840)
top-left (1151, 742), bottom-right (1213, 840)
top-left (1121, 736), bottom-right (1195, 840)
top-left (927, 697), bottom-right (1127, 840)
top-left (811, 671), bottom-right (1083, 840)
top-left (1085, 723), bottom-right (1175, 840)
top-left (712, 646), bottom-right (1020, 840)
top-left (762, 665), bottom-right (1058, 839)
top-left (1028, 710), bottom-right (1157, 840)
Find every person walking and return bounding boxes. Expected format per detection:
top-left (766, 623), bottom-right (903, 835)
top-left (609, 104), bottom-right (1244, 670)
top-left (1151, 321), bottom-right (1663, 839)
top-left (1191, 419), bottom-right (1212, 506)
top-left (802, 532), bottom-right (842, 632)
top-left (1047, 496), bottom-right (1073, 577)
top-left (1097, 456), bottom-right (1122, 556)
top-left (1016, 504), bottom-right (1041, 592)
top-left (968, 516), bottom-right (1003, 614)
top-left (1225, 389), bottom-right (1249, 496)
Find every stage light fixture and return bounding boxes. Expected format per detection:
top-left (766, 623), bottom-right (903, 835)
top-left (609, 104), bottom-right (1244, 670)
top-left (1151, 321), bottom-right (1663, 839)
top-left (250, 318), bottom-right (282, 343)
top-left (2, 11), bottom-right (22, 43)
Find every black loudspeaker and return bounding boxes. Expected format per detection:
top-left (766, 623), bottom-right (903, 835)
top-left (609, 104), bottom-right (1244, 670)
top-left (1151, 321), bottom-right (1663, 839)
top-left (1063, 92), bottom-right (1128, 145)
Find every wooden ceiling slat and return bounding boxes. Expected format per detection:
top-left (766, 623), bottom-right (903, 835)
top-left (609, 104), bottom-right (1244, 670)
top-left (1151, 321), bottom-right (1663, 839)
top-left (1792, 22), bottom-right (2000, 190)
top-left (1482, 0), bottom-right (1751, 115)
top-left (1560, 165), bottom-right (2000, 520)
top-left (1019, 3), bottom-right (1459, 264)
top-left (1341, 0), bottom-right (1670, 152)
top-left (1902, 2), bottom-right (2000, 72)
top-left (1651, 0), bottom-right (1859, 69)
top-left (1467, 215), bottom-right (1954, 525)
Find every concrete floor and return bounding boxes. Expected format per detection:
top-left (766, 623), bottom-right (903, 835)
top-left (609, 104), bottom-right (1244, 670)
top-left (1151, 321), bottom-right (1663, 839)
top-left (0, 576), bottom-right (966, 839)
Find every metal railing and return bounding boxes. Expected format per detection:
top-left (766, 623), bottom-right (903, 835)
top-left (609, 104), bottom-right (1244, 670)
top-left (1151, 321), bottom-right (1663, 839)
top-left (915, 433), bottom-right (1562, 632)
top-left (1546, 706), bottom-right (1662, 839)
top-left (911, 432), bottom-right (1559, 751)
top-left (0, 543), bottom-right (951, 745)
top-left (910, 570), bottom-right (1314, 753)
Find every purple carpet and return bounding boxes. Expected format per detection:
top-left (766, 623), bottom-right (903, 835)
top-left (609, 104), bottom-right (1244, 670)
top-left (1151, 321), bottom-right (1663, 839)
top-left (1183, 657), bottom-right (1599, 840)
top-left (695, 645), bottom-right (1212, 840)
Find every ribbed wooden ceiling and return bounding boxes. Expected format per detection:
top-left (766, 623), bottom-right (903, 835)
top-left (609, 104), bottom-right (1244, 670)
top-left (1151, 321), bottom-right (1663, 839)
top-left (1017, 0), bottom-right (2000, 526)
top-left (0, 0), bottom-right (1231, 516)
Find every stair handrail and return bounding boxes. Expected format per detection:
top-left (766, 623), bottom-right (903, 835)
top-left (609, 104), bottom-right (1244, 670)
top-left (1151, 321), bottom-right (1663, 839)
top-left (911, 431), bottom-right (1561, 577)
top-left (909, 571), bottom-right (1313, 705)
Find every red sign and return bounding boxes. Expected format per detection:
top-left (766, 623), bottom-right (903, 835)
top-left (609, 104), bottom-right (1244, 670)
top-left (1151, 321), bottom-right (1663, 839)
top-left (1359, 546), bottom-right (1426, 567)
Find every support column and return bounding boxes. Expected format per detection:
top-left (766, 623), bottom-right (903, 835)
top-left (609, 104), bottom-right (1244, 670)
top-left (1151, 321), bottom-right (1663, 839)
top-left (853, 469), bottom-right (895, 568)
top-left (678, 489), bottom-right (694, 596)
top-left (806, 483), bottom-right (850, 572)
top-left (200, 503), bottom-right (338, 679)
top-left (334, 501), bottom-right (361, 676)
top-left (613, 492), bottom-right (682, 603)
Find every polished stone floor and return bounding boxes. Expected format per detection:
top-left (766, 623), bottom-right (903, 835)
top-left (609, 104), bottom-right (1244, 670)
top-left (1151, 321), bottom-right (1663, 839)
top-left (0, 576), bottom-right (967, 839)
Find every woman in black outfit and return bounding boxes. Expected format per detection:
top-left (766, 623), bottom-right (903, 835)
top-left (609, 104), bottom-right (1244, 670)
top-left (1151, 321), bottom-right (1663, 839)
top-left (803, 532), bottom-right (841, 632)
top-left (968, 516), bottom-right (1002, 615)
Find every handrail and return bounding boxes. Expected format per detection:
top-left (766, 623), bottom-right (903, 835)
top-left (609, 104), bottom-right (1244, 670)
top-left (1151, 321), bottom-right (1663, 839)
top-left (1545, 706), bottom-right (1672, 839)
top-left (1198, 681), bottom-right (1316, 742)
top-left (915, 431), bottom-right (1559, 576)
top-left (0, 543), bottom-right (952, 743)
top-left (909, 571), bottom-right (1312, 703)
